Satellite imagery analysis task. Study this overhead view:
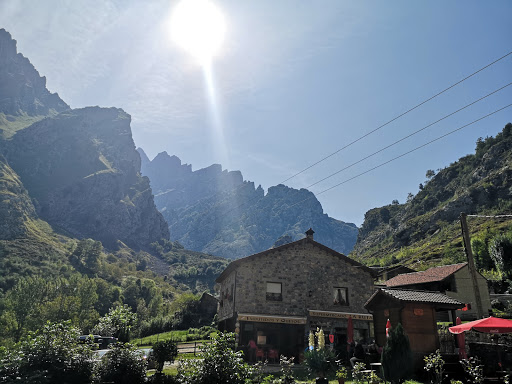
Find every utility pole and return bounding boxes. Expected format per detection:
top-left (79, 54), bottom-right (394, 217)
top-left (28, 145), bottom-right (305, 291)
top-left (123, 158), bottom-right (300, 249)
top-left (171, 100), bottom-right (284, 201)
top-left (460, 212), bottom-right (484, 318)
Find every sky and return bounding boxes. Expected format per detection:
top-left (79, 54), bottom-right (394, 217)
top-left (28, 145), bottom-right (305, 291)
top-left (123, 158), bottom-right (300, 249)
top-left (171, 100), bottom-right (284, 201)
top-left (1, 0), bottom-right (511, 226)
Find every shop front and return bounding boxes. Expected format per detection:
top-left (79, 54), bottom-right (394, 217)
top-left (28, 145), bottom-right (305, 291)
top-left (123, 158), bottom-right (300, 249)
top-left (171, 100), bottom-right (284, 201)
top-left (237, 314), bottom-right (307, 362)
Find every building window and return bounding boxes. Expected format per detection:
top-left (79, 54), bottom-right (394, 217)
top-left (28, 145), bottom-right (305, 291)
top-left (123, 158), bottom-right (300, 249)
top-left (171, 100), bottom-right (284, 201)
top-left (266, 282), bottom-right (282, 301)
top-left (333, 287), bottom-right (348, 305)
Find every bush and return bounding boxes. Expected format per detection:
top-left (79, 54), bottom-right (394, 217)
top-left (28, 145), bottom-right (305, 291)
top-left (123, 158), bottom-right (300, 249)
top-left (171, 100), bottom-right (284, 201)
top-left (176, 332), bottom-right (253, 384)
top-left (303, 348), bottom-right (336, 378)
top-left (93, 343), bottom-right (147, 384)
top-left (0, 321), bottom-right (94, 384)
top-left (381, 323), bottom-right (412, 384)
top-left (152, 339), bottom-right (178, 373)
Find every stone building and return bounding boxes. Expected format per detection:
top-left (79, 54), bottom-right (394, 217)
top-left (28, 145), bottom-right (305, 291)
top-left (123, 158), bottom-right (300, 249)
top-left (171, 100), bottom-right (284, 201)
top-left (215, 229), bottom-right (376, 361)
top-left (385, 263), bottom-right (492, 320)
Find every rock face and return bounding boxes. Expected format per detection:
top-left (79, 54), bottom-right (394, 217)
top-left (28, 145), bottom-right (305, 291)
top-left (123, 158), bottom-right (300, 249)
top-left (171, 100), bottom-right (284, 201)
top-left (0, 157), bottom-right (37, 240)
top-left (6, 108), bottom-right (169, 249)
top-left (0, 29), bottom-right (68, 116)
top-left (138, 149), bottom-right (358, 259)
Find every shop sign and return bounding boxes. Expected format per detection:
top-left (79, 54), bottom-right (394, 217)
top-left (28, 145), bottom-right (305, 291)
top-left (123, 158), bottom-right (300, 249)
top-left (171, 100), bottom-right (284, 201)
top-left (308, 310), bottom-right (373, 321)
top-left (238, 314), bottom-right (307, 325)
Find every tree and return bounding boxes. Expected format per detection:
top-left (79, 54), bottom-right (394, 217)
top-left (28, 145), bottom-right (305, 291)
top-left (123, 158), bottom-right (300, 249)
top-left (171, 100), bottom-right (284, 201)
top-left (406, 192), bottom-right (414, 203)
top-left (381, 323), bottom-right (412, 384)
top-left (0, 321), bottom-right (94, 384)
top-left (425, 169), bottom-right (436, 180)
top-left (488, 235), bottom-right (512, 279)
top-left (93, 304), bottom-right (137, 342)
top-left (152, 339), bottom-right (178, 373)
top-left (419, 183), bottom-right (424, 190)
top-left (177, 332), bottom-right (253, 384)
top-left (391, 199), bottom-right (399, 205)
top-left (93, 343), bottom-right (147, 384)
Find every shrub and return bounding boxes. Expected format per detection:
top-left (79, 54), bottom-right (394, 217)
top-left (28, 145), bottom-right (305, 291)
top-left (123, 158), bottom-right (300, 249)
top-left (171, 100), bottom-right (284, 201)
top-left (152, 339), bottom-right (178, 373)
top-left (93, 343), bottom-right (147, 384)
top-left (424, 349), bottom-right (444, 384)
top-left (381, 323), bottom-right (412, 384)
top-left (0, 321), bottom-right (93, 384)
top-left (176, 332), bottom-right (253, 384)
top-left (303, 348), bottom-right (336, 378)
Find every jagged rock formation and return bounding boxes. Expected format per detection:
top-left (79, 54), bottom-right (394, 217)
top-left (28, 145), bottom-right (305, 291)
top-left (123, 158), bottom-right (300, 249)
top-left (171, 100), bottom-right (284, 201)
top-left (138, 149), bottom-right (358, 259)
top-left (352, 122), bottom-right (512, 267)
top-left (0, 28), bottom-right (68, 117)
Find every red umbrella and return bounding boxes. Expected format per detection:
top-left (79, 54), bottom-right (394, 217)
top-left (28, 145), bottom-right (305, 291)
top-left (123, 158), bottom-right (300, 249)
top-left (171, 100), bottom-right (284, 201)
top-left (347, 316), bottom-right (354, 352)
top-left (386, 319), bottom-right (391, 338)
top-left (455, 317), bottom-right (467, 360)
top-left (449, 316), bottom-right (512, 334)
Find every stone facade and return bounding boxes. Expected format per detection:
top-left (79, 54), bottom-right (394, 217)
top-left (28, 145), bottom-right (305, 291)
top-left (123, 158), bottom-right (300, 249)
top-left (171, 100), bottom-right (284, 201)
top-left (216, 230), bottom-right (375, 360)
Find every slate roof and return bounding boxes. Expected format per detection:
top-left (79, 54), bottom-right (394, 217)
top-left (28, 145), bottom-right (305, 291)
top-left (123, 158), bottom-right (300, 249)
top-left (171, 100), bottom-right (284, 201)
top-left (386, 263), bottom-right (467, 287)
top-left (215, 236), bottom-right (376, 283)
top-left (365, 288), bottom-right (464, 309)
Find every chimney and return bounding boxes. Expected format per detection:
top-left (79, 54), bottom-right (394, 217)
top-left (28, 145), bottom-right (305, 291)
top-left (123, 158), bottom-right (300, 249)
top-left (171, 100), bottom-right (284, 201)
top-left (305, 228), bottom-right (315, 240)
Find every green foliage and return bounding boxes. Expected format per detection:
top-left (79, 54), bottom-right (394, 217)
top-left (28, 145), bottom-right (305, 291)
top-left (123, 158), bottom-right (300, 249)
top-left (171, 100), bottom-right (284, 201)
top-left (352, 122), bottom-right (512, 270)
top-left (93, 342), bottom-right (147, 384)
top-left (279, 355), bottom-right (295, 384)
top-left (176, 332), bottom-right (253, 384)
top-left (488, 234), bottom-right (512, 279)
top-left (152, 339), bottom-right (178, 373)
top-left (0, 321), bottom-right (94, 384)
top-left (423, 349), bottom-right (444, 384)
top-left (303, 348), bottom-right (336, 378)
top-left (381, 323), bottom-right (412, 384)
top-left (92, 304), bottom-right (137, 342)
top-left (460, 357), bottom-right (483, 384)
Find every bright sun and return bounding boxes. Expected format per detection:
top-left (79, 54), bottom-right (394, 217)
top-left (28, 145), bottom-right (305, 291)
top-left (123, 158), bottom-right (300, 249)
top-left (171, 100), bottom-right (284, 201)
top-left (170, 0), bottom-right (226, 65)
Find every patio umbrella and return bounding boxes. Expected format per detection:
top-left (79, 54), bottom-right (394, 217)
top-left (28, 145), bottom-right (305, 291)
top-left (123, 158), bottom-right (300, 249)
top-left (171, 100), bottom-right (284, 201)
top-left (347, 316), bottom-right (354, 352)
top-left (449, 316), bottom-right (512, 334)
top-left (386, 319), bottom-right (391, 338)
top-left (455, 317), bottom-right (467, 360)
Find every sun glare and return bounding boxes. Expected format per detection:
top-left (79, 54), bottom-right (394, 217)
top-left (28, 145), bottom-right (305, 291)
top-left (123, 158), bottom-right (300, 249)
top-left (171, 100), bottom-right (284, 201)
top-left (170, 0), bottom-right (226, 65)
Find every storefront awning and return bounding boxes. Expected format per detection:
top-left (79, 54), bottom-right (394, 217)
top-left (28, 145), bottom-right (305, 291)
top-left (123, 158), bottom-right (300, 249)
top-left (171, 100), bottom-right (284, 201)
top-left (308, 310), bottom-right (373, 321)
top-left (238, 313), bottom-right (307, 325)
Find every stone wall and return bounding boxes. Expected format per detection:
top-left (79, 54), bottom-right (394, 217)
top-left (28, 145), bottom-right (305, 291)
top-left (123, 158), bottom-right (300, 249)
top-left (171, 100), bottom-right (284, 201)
top-left (218, 239), bottom-right (374, 320)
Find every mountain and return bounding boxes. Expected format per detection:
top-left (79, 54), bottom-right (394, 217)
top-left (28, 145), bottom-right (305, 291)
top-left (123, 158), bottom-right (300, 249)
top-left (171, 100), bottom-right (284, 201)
top-left (0, 28), bottom-right (168, 252)
top-left (138, 149), bottom-right (358, 259)
top-left (0, 29), bottom-right (69, 139)
top-left (351, 122), bottom-right (512, 269)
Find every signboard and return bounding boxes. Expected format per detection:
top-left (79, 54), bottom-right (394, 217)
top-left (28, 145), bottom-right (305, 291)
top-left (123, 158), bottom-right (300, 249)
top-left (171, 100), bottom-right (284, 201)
top-left (238, 314), bottom-right (307, 325)
top-left (308, 310), bottom-right (373, 321)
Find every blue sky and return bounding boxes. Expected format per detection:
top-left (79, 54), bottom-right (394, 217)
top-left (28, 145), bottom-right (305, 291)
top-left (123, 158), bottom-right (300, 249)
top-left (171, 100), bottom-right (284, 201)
top-left (1, 0), bottom-right (511, 226)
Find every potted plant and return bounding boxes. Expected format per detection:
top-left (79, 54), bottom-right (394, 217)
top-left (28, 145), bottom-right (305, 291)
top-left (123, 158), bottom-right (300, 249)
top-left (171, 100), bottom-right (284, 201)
top-left (336, 366), bottom-right (348, 384)
top-left (304, 348), bottom-right (336, 384)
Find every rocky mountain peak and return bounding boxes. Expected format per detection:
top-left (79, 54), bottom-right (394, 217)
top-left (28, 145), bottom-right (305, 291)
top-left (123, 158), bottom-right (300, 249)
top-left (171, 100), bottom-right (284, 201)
top-left (0, 29), bottom-right (69, 116)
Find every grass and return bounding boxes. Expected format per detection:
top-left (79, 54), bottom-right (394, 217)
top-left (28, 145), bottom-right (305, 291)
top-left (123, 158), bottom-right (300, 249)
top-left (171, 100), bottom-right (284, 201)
top-left (133, 329), bottom-right (214, 346)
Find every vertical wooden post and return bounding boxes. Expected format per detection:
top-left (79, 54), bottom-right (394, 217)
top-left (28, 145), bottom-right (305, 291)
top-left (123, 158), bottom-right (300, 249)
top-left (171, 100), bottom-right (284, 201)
top-left (460, 212), bottom-right (484, 318)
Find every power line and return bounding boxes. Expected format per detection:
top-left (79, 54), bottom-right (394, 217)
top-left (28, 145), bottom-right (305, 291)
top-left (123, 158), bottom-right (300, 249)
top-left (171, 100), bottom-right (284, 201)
top-left (280, 50), bottom-right (512, 184)
top-left (304, 82), bottom-right (512, 191)
top-left (280, 103), bottom-right (512, 212)
top-left (167, 50), bottom-right (512, 230)
top-left (468, 214), bottom-right (512, 219)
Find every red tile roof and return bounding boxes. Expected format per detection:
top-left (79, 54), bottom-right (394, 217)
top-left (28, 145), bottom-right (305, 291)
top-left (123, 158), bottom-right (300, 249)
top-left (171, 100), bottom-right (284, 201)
top-left (385, 263), bottom-right (467, 287)
top-left (365, 288), bottom-right (464, 310)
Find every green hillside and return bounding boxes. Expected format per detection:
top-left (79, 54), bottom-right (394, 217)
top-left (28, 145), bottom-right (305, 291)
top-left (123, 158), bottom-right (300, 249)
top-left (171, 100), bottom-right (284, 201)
top-left (351, 122), bottom-right (512, 274)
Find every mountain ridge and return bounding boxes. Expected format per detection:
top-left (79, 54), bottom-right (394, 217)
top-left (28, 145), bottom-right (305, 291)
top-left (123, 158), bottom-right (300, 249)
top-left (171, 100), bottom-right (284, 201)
top-left (138, 148), bottom-right (358, 259)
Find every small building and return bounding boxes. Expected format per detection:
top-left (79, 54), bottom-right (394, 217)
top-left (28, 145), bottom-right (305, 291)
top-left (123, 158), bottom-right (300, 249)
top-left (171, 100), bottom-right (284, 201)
top-left (215, 229), bottom-right (376, 361)
top-left (385, 263), bottom-right (492, 320)
top-left (364, 288), bottom-right (464, 366)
